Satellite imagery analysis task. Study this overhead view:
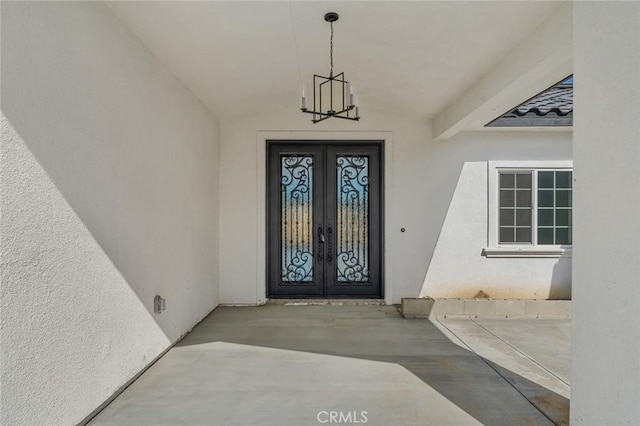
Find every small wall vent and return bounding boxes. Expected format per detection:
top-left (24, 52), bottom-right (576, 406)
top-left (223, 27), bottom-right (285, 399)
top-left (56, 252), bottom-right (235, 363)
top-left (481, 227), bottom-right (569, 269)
top-left (154, 295), bottom-right (166, 314)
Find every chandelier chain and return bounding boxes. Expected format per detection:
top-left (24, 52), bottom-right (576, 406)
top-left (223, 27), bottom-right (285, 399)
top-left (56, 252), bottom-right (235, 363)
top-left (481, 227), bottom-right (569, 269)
top-left (330, 21), bottom-right (334, 77)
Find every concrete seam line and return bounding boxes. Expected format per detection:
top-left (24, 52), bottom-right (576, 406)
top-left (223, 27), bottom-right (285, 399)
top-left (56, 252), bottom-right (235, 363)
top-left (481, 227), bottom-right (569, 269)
top-left (433, 319), bottom-right (476, 352)
top-left (77, 305), bottom-right (221, 426)
top-left (470, 318), bottom-right (570, 386)
top-left (435, 319), bottom-right (559, 426)
top-left (76, 343), bottom-right (174, 426)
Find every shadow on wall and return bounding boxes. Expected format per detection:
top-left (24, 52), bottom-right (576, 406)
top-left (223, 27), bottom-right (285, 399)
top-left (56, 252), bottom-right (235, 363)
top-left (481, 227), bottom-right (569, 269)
top-left (1, 116), bottom-right (172, 426)
top-left (417, 132), bottom-right (572, 299)
top-left (1, 2), bottom-right (218, 425)
top-left (0, 1), bottom-right (219, 342)
top-left (1, 107), bottom-right (218, 337)
top-left (549, 258), bottom-right (572, 299)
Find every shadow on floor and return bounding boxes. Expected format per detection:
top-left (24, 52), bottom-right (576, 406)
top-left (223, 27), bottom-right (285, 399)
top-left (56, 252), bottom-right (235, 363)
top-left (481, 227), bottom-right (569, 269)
top-left (483, 358), bottom-right (569, 425)
top-left (174, 305), bottom-right (568, 425)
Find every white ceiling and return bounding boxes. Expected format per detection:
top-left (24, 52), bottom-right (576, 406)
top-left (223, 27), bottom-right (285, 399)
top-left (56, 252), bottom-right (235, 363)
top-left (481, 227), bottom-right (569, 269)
top-left (107, 1), bottom-right (564, 120)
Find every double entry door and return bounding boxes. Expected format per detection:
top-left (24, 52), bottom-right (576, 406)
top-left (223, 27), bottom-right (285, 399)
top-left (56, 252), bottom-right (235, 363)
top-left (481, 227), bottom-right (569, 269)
top-left (268, 142), bottom-right (383, 298)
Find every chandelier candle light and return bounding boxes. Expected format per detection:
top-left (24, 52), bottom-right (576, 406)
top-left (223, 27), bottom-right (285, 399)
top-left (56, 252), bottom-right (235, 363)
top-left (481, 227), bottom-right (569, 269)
top-left (300, 12), bottom-right (360, 123)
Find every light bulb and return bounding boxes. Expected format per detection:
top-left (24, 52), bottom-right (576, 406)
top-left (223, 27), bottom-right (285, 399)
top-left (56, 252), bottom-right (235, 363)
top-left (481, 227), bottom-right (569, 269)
top-left (300, 82), bottom-right (307, 110)
top-left (349, 82), bottom-right (355, 107)
top-left (355, 94), bottom-right (360, 118)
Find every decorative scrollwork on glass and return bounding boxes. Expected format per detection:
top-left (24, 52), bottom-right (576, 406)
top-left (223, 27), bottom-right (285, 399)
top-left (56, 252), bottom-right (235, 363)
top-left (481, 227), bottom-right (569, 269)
top-left (336, 155), bottom-right (370, 283)
top-left (281, 156), bottom-right (314, 282)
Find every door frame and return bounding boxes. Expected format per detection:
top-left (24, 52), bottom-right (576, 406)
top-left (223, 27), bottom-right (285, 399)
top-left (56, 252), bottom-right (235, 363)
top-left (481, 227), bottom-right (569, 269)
top-left (255, 131), bottom-right (395, 305)
top-left (266, 141), bottom-right (384, 298)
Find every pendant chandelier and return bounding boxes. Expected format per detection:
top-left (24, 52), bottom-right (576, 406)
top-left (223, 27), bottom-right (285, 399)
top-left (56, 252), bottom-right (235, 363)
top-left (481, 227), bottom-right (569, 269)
top-left (300, 12), bottom-right (360, 123)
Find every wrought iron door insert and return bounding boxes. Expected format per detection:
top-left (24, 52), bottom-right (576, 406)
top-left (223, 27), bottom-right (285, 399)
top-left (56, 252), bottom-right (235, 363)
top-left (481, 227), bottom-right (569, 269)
top-left (268, 142), bottom-right (383, 298)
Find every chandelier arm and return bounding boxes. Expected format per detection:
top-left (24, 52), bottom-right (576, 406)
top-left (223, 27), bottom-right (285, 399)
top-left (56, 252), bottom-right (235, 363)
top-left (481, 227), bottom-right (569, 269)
top-left (311, 114), bottom-right (358, 124)
top-left (301, 104), bottom-right (354, 117)
top-left (328, 114), bottom-right (360, 122)
top-left (312, 115), bottom-right (332, 124)
top-left (302, 110), bottom-right (359, 123)
top-left (301, 110), bottom-right (334, 117)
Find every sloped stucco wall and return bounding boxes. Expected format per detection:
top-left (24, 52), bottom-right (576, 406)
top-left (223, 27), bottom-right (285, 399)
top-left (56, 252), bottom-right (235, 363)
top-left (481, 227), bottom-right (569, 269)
top-left (1, 2), bottom-right (220, 424)
top-left (419, 131), bottom-right (572, 299)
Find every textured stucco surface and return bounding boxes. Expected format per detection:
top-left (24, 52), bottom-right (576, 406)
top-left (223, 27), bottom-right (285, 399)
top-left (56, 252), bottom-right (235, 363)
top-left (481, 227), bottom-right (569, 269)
top-left (218, 107), bottom-right (572, 304)
top-left (0, 1), bottom-right (577, 423)
top-left (1, 2), bottom-right (220, 424)
top-left (572, 2), bottom-right (640, 423)
top-left (419, 131), bottom-right (572, 299)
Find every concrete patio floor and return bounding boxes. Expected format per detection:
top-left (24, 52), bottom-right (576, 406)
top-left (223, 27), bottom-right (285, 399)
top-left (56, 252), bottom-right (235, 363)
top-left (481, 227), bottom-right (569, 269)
top-left (90, 305), bottom-right (570, 426)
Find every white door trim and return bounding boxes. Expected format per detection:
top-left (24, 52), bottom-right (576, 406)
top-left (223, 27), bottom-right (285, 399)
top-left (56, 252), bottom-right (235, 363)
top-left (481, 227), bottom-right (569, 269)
top-left (256, 130), bottom-right (394, 305)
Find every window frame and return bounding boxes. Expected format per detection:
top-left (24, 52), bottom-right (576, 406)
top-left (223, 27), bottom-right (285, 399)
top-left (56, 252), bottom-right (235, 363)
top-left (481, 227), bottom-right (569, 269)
top-left (485, 160), bottom-right (573, 258)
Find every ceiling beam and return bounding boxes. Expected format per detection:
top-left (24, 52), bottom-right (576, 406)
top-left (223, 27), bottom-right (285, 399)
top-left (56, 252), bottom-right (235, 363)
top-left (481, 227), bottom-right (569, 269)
top-left (432, 3), bottom-right (573, 140)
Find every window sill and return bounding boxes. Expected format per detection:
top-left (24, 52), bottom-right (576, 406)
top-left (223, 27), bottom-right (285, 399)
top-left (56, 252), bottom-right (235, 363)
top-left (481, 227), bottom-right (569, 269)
top-left (482, 247), bottom-right (572, 258)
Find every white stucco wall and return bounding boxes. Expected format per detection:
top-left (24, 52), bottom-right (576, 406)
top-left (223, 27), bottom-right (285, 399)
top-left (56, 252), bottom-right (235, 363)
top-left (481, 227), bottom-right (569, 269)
top-left (419, 131), bottom-right (572, 299)
top-left (1, 3), bottom-right (220, 425)
top-left (218, 107), bottom-right (572, 305)
top-left (572, 2), bottom-right (640, 424)
top-left (218, 109), bottom-right (426, 305)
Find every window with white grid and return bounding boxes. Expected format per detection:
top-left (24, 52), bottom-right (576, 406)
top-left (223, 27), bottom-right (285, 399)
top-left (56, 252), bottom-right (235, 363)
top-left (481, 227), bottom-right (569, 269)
top-left (490, 162), bottom-right (573, 250)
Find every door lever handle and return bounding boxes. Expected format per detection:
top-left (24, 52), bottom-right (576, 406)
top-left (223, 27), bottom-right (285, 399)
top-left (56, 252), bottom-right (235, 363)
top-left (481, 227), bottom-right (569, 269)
top-left (327, 226), bottom-right (333, 264)
top-left (318, 226), bottom-right (325, 262)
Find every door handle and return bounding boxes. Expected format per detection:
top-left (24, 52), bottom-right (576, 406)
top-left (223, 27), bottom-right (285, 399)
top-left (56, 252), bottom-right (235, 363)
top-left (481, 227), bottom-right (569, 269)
top-left (327, 226), bottom-right (333, 264)
top-left (318, 226), bottom-right (325, 262)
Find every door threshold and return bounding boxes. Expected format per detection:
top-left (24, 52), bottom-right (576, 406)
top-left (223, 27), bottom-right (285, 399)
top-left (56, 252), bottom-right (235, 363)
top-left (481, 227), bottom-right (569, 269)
top-left (267, 298), bottom-right (386, 306)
